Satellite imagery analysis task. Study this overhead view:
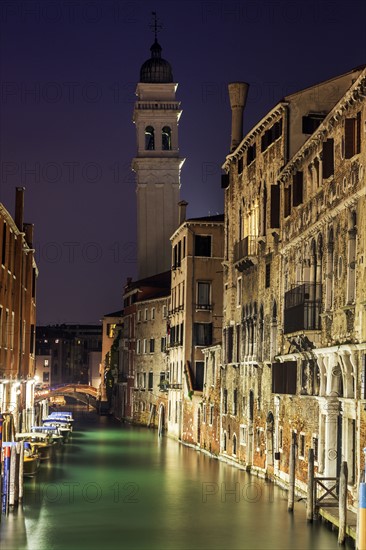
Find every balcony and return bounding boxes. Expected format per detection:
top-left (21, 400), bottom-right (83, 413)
top-left (195, 303), bottom-right (212, 311)
top-left (284, 283), bottom-right (322, 334)
top-left (167, 383), bottom-right (182, 390)
top-left (233, 236), bottom-right (258, 271)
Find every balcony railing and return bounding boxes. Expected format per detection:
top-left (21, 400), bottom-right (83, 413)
top-left (284, 283), bottom-right (322, 334)
top-left (233, 236), bottom-right (258, 271)
top-left (195, 303), bottom-right (212, 311)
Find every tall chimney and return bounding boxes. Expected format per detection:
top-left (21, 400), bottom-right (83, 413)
top-left (228, 82), bottom-right (249, 152)
top-left (23, 223), bottom-right (34, 248)
top-left (15, 187), bottom-right (25, 232)
top-left (178, 200), bottom-right (188, 225)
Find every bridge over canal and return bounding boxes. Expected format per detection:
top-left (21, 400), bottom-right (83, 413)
top-left (35, 384), bottom-right (100, 410)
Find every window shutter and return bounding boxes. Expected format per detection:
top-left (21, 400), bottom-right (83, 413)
top-left (356, 111), bottom-right (361, 154)
top-left (270, 185), bottom-right (280, 228)
top-left (292, 172), bottom-right (303, 206)
top-left (345, 118), bottom-right (356, 159)
top-left (284, 186), bottom-right (292, 218)
top-left (286, 361), bottom-right (297, 394)
top-left (322, 139), bottom-right (334, 178)
top-left (221, 174), bottom-right (230, 189)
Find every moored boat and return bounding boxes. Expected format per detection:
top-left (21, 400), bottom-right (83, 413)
top-left (15, 432), bottom-right (55, 461)
top-left (23, 442), bottom-right (41, 477)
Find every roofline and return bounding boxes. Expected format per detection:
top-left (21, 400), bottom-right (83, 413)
top-left (170, 216), bottom-right (224, 241)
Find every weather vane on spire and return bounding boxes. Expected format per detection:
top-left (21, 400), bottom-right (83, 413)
top-left (150, 12), bottom-right (162, 41)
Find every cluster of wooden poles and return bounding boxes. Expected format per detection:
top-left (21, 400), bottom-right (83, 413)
top-left (0, 414), bottom-right (25, 519)
top-left (286, 435), bottom-right (366, 548)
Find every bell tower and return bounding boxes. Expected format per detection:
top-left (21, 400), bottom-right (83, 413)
top-left (132, 18), bottom-right (185, 279)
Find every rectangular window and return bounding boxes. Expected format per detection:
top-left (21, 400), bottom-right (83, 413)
top-left (265, 263), bottom-right (271, 288)
top-left (193, 323), bottom-right (213, 346)
top-left (151, 308), bottom-right (155, 320)
top-left (149, 338), bottom-right (155, 353)
top-left (194, 235), bottom-right (211, 257)
top-left (4, 310), bottom-right (9, 348)
top-left (209, 405), bottom-right (214, 426)
top-left (137, 310), bottom-right (141, 322)
top-left (2, 222), bottom-right (6, 266)
top-left (10, 311), bottom-right (14, 350)
top-left (197, 282), bottom-right (211, 309)
top-left (247, 143), bottom-right (256, 165)
top-left (345, 113), bottom-right (361, 158)
top-left (163, 305), bottom-right (167, 319)
top-left (299, 433), bottom-right (305, 458)
top-left (30, 324), bottom-right (35, 355)
top-left (225, 326), bottom-right (234, 363)
top-left (312, 435), bottom-right (318, 462)
top-left (233, 388), bottom-right (238, 416)
top-left (148, 372), bottom-right (153, 391)
top-left (240, 425), bottom-right (247, 446)
top-left (322, 139), bottom-right (334, 179)
top-left (195, 362), bottom-right (204, 391)
top-left (237, 157), bottom-right (243, 175)
top-left (143, 339), bottom-right (147, 354)
top-left (203, 404), bottom-right (207, 423)
top-left (32, 267), bottom-right (36, 298)
top-left (161, 337), bottom-right (166, 352)
top-left (136, 340), bottom-right (141, 354)
top-left (302, 113), bottom-right (326, 134)
top-left (144, 309), bottom-right (148, 321)
top-left (223, 389), bottom-right (228, 414)
top-left (292, 172), bottom-right (303, 206)
top-left (237, 278), bottom-right (242, 306)
top-left (284, 186), bottom-right (291, 218)
top-left (270, 185), bottom-right (280, 228)
top-left (272, 361), bottom-right (297, 394)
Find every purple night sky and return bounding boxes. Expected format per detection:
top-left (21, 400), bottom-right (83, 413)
top-left (0, 0), bottom-right (365, 325)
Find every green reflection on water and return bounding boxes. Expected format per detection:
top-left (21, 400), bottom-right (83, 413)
top-left (0, 409), bottom-right (350, 550)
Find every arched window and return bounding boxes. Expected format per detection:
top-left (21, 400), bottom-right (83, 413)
top-left (145, 126), bottom-right (155, 150)
top-left (162, 126), bottom-right (172, 150)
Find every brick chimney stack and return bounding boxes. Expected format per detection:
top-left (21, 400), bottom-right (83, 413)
top-left (15, 187), bottom-right (25, 232)
top-left (228, 82), bottom-right (249, 152)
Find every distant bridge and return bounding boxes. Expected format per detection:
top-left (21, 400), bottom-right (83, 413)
top-left (35, 384), bottom-right (99, 409)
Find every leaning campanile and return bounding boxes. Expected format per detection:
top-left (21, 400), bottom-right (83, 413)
top-left (132, 16), bottom-right (185, 279)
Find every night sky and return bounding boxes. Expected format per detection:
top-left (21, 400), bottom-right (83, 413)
top-left (0, 0), bottom-right (365, 325)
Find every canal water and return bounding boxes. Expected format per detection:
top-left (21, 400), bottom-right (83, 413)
top-left (0, 408), bottom-right (353, 550)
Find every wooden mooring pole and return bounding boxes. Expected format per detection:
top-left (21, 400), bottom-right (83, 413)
top-left (307, 448), bottom-right (314, 522)
top-left (288, 432), bottom-right (296, 512)
top-left (338, 461), bottom-right (348, 545)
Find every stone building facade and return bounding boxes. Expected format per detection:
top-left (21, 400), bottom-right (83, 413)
top-left (117, 272), bottom-right (170, 429)
top-left (132, 294), bottom-right (170, 428)
top-left (221, 66), bottom-right (366, 509)
top-left (200, 344), bottom-right (222, 456)
top-left (167, 213), bottom-right (224, 442)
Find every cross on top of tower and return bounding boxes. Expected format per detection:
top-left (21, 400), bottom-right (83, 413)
top-left (150, 12), bottom-right (162, 41)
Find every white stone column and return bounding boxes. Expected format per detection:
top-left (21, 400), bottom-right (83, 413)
top-left (324, 397), bottom-right (340, 477)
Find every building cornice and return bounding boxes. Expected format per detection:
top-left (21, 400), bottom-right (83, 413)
top-left (280, 185), bottom-right (366, 253)
top-left (278, 70), bottom-right (366, 183)
top-left (222, 103), bottom-right (288, 171)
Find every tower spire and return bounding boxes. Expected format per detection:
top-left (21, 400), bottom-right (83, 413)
top-left (150, 12), bottom-right (162, 42)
